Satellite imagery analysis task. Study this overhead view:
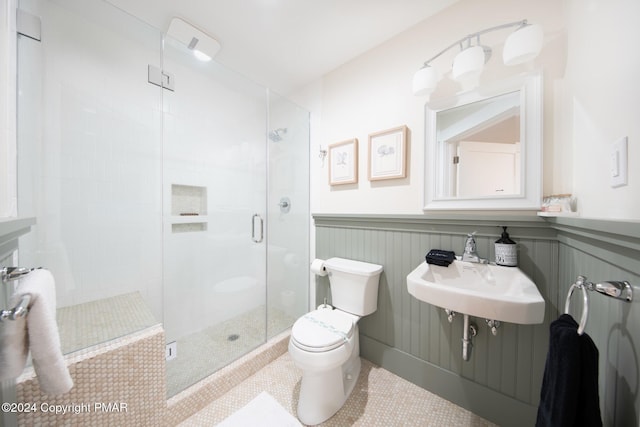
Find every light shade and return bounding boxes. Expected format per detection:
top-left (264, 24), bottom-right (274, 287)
top-left (412, 65), bottom-right (439, 98)
top-left (502, 24), bottom-right (543, 66)
top-left (452, 45), bottom-right (485, 90)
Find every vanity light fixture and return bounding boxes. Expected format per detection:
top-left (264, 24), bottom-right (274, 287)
top-left (412, 19), bottom-right (543, 98)
top-left (451, 43), bottom-right (486, 91)
top-left (167, 17), bottom-right (221, 62)
top-left (502, 23), bottom-right (544, 65)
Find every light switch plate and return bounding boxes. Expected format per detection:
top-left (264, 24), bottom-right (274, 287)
top-left (610, 136), bottom-right (628, 188)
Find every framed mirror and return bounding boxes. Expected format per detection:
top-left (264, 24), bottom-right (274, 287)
top-left (423, 72), bottom-right (542, 210)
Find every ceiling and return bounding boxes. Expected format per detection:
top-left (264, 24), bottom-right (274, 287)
top-left (105, 0), bottom-right (459, 95)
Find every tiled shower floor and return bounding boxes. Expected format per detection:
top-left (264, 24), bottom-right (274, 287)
top-left (165, 305), bottom-right (296, 397)
top-left (56, 293), bottom-right (296, 398)
top-left (180, 350), bottom-right (498, 427)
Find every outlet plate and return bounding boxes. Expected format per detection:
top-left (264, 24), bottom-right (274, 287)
top-left (610, 136), bottom-right (628, 188)
top-left (166, 342), bottom-right (177, 361)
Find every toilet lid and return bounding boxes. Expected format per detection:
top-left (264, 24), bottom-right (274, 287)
top-left (291, 309), bottom-right (354, 352)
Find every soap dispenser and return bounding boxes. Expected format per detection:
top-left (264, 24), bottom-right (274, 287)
top-left (495, 226), bottom-right (517, 267)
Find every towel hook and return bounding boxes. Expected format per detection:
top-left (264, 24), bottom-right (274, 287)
top-left (564, 275), bottom-right (589, 335)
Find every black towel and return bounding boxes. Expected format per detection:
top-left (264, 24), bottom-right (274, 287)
top-left (536, 313), bottom-right (602, 427)
top-left (425, 249), bottom-right (455, 267)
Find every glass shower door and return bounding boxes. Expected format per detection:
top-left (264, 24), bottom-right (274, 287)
top-left (266, 92), bottom-right (309, 338)
top-left (162, 37), bottom-right (268, 397)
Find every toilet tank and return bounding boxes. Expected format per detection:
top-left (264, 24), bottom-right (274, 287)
top-left (324, 257), bottom-right (383, 316)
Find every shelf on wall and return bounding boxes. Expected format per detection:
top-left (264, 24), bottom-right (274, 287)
top-left (171, 222), bottom-right (207, 233)
top-left (170, 215), bottom-right (209, 224)
top-left (171, 184), bottom-right (207, 217)
top-left (537, 211), bottom-right (580, 218)
top-left (170, 184), bottom-right (207, 233)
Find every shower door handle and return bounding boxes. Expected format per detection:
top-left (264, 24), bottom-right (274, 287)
top-left (251, 214), bottom-right (264, 243)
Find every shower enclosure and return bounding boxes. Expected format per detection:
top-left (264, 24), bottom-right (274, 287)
top-left (15, 0), bottom-right (309, 397)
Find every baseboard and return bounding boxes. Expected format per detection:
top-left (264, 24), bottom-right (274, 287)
top-left (360, 334), bottom-right (538, 427)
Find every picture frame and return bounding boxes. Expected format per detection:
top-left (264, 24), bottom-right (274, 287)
top-left (368, 125), bottom-right (408, 181)
top-left (328, 139), bottom-right (358, 185)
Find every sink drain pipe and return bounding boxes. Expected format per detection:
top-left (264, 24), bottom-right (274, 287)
top-left (462, 314), bottom-right (477, 361)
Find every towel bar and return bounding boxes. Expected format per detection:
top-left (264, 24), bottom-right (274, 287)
top-left (1, 266), bottom-right (41, 283)
top-left (0, 294), bottom-right (30, 322)
top-left (1, 266), bottom-right (41, 322)
top-left (564, 275), bottom-right (633, 335)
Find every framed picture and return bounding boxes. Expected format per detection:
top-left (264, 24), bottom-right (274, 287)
top-left (368, 125), bottom-right (408, 181)
top-left (329, 139), bottom-right (358, 185)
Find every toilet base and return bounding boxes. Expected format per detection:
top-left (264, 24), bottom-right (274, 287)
top-left (296, 336), bottom-right (361, 425)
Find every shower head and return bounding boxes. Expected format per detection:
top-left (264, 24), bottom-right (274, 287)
top-left (268, 128), bottom-right (287, 142)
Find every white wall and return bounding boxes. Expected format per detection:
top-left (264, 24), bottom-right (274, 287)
top-left (564, 0), bottom-right (640, 220)
top-left (304, 0), bottom-right (639, 220)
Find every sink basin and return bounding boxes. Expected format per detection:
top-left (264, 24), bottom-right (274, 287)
top-left (407, 260), bottom-right (545, 324)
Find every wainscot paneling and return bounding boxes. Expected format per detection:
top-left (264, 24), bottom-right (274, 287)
top-left (314, 214), bottom-right (640, 427)
top-left (550, 217), bottom-right (640, 427)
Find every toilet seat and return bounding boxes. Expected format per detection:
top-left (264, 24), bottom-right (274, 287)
top-left (291, 308), bottom-right (355, 353)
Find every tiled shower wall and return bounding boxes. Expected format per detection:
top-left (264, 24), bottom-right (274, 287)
top-left (315, 214), bottom-right (640, 427)
top-left (16, 0), bottom-right (164, 317)
top-left (0, 0), bottom-right (17, 218)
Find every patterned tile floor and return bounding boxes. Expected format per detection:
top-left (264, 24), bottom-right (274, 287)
top-left (180, 351), bottom-right (498, 427)
top-left (55, 296), bottom-right (497, 426)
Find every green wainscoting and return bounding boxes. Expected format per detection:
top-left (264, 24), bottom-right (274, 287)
top-left (314, 214), bottom-right (640, 427)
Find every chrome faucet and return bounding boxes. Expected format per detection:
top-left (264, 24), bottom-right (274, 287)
top-left (462, 232), bottom-right (487, 263)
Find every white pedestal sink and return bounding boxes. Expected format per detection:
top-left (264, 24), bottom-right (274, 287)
top-left (407, 260), bottom-right (545, 324)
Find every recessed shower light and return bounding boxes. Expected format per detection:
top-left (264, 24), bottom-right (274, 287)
top-left (192, 49), bottom-right (212, 62)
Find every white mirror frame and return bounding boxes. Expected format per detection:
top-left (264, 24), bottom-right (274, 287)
top-left (423, 72), bottom-right (542, 211)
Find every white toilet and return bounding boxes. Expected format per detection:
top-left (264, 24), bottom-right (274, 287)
top-left (289, 257), bottom-right (383, 425)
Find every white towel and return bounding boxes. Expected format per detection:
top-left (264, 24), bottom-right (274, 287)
top-left (3, 270), bottom-right (73, 395)
top-left (0, 314), bottom-right (28, 380)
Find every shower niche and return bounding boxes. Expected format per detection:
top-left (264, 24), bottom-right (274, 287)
top-left (171, 184), bottom-right (208, 233)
